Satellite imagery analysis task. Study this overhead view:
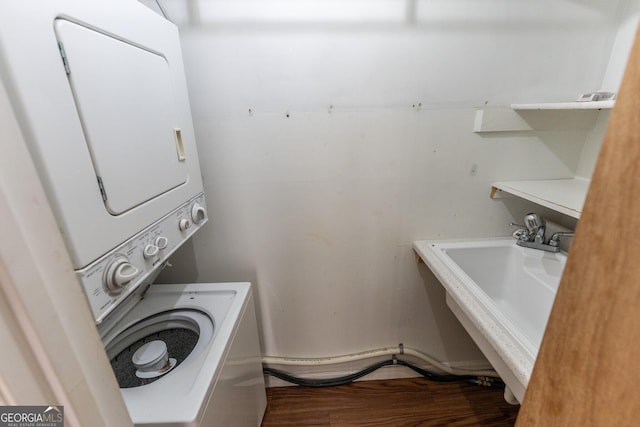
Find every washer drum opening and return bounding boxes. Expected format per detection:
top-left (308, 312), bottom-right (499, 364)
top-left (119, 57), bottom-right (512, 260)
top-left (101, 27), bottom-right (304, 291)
top-left (105, 310), bottom-right (213, 388)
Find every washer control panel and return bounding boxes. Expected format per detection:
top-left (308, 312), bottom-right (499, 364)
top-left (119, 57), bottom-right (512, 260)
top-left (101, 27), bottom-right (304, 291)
top-left (77, 194), bottom-right (208, 323)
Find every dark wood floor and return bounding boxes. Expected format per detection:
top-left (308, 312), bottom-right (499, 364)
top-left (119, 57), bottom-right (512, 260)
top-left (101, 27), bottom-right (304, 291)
top-left (261, 377), bottom-right (519, 426)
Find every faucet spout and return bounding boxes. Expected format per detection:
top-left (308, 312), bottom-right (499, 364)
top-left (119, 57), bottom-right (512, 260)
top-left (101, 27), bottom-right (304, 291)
top-left (524, 213), bottom-right (543, 236)
top-left (518, 213), bottom-right (545, 243)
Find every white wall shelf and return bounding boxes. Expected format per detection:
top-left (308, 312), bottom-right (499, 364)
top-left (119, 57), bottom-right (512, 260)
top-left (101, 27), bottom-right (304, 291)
top-left (511, 100), bottom-right (614, 110)
top-left (490, 178), bottom-right (591, 219)
top-left (473, 104), bottom-right (606, 133)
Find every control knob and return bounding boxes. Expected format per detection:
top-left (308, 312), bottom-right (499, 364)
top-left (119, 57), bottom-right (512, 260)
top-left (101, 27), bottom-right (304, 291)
top-left (143, 244), bottom-right (159, 260)
top-left (105, 258), bottom-right (140, 294)
top-left (191, 203), bottom-right (206, 224)
top-left (179, 218), bottom-right (190, 231)
top-left (154, 236), bottom-right (169, 250)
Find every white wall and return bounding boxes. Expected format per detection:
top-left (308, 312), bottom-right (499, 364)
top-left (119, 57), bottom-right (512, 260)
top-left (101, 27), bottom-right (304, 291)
top-left (576, 111), bottom-right (611, 179)
top-left (601, 0), bottom-right (640, 92)
top-left (156, 0), bottom-right (629, 375)
top-left (579, 0), bottom-right (640, 178)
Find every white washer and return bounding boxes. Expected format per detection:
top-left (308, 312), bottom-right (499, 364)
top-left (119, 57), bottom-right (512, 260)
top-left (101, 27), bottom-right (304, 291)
top-left (101, 282), bottom-right (266, 427)
top-left (0, 2), bottom-right (266, 426)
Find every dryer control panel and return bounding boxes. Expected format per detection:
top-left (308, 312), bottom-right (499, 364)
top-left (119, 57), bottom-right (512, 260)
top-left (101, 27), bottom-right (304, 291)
top-left (77, 194), bottom-right (208, 324)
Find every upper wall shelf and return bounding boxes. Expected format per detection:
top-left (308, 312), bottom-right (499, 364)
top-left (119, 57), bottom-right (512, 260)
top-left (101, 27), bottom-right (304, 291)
top-left (510, 100), bottom-right (615, 110)
top-left (490, 178), bottom-right (591, 219)
top-left (483, 100), bottom-right (604, 214)
top-left (473, 102), bottom-right (610, 133)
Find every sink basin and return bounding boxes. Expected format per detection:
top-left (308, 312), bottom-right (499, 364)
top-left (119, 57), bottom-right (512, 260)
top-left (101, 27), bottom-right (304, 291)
top-left (413, 238), bottom-right (566, 403)
top-left (443, 242), bottom-right (563, 354)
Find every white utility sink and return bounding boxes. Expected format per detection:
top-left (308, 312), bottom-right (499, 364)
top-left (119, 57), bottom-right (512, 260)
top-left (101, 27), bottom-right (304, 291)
top-left (413, 238), bottom-right (566, 404)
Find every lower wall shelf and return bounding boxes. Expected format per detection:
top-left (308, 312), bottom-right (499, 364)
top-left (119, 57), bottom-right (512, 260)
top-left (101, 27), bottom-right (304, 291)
top-left (491, 178), bottom-right (590, 219)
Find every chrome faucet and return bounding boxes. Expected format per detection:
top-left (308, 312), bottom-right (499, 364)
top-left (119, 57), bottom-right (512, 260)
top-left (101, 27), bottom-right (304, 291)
top-left (511, 213), bottom-right (567, 253)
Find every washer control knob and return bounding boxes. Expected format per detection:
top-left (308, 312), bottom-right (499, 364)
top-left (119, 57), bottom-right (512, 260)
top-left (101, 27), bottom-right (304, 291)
top-left (105, 258), bottom-right (140, 294)
top-left (179, 218), bottom-right (190, 231)
top-left (191, 203), bottom-right (206, 224)
top-left (154, 236), bottom-right (169, 250)
top-left (143, 244), bottom-right (159, 260)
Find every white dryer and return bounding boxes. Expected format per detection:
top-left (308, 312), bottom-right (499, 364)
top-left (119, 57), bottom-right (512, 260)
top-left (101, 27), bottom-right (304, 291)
top-left (0, 2), bottom-right (266, 426)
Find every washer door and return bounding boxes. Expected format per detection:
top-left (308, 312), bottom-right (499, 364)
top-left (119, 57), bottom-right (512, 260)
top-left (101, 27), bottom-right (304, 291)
top-left (55, 19), bottom-right (188, 215)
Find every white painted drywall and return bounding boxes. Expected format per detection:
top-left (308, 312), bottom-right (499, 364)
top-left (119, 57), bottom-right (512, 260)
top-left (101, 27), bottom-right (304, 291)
top-left (156, 0), bottom-right (630, 375)
top-left (601, 0), bottom-right (640, 93)
top-left (576, 111), bottom-right (612, 179)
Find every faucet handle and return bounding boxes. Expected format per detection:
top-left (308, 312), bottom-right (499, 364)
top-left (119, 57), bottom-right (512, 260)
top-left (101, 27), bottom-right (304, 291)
top-left (549, 231), bottom-right (575, 247)
top-left (509, 223), bottom-right (531, 241)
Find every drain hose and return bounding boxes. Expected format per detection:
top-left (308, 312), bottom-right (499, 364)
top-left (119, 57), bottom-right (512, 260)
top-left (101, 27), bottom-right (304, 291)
top-left (263, 357), bottom-right (502, 388)
top-left (262, 344), bottom-right (504, 387)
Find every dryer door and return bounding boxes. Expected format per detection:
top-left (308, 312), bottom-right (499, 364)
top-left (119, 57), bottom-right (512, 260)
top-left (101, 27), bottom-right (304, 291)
top-left (55, 19), bottom-right (188, 215)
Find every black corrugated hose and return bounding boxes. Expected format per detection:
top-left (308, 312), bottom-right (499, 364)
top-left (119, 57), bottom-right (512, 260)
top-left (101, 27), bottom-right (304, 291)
top-left (263, 356), bottom-right (503, 388)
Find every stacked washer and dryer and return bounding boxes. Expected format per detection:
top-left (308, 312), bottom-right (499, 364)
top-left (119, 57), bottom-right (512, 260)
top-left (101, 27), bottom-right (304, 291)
top-left (0, 2), bottom-right (266, 426)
